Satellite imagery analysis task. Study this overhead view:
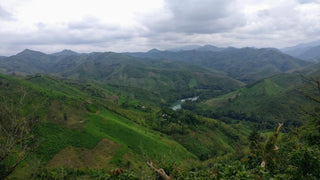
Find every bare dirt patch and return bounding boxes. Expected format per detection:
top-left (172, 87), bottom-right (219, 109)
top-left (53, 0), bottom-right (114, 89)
top-left (46, 138), bottom-right (122, 169)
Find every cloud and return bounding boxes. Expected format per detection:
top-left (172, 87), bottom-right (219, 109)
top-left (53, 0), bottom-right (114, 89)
top-left (296, 0), bottom-right (320, 4)
top-left (141, 0), bottom-right (246, 34)
top-left (0, 6), bottom-right (13, 21)
top-left (1, 21), bottom-right (140, 46)
top-left (1, 0), bottom-right (320, 55)
top-left (0, 14), bottom-right (148, 55)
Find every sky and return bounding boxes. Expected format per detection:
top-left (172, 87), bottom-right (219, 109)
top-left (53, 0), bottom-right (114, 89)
top-left (1, 0), bottom-right (320, 55)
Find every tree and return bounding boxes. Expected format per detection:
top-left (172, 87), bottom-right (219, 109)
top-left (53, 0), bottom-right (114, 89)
top-left (0, 91), bottom-right (38, 179)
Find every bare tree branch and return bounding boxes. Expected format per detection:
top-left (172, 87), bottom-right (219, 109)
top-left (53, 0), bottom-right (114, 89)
top-left (147, 161), bottom-right (171, 180)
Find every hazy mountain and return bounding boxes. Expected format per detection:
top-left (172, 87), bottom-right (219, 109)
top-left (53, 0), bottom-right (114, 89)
top-left (298, 45), bottom-right (320, 61)
top-left (127, 47), bottom-right (310, 83)
top-left (282, 40), bottom-right (320, 52)
top-left (282, 40), bottom-right (320, 62)
top-left (0, 49), bottom-right (89, 75)
top-left (283, 45), bottom-right (320, 62)
top-left (195, 44), bottom-right (226, 52)
top-left (167, 45), bottom-right (202, 51)
top-left (1, 48), bottom-right (310, 85)
top-left (167, 44), bottom-right (226, 52)
top-left (147, 48), bottom-right (162, 53)
top-left (0, 49), bottom-right (53, 75)
top-left (51, 49), bottom-right (79, 56)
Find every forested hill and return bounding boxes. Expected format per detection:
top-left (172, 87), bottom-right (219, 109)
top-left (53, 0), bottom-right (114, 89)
top-left (0, 49), bottom-right (244, 102)
top-left (1, 47), bottom-right (311, 84)
top-left (126, 47), bottom-right (310, 83)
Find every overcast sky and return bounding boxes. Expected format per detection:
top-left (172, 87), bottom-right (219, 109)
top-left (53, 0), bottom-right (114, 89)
top-left (1, 0), bottom-right (320, 55)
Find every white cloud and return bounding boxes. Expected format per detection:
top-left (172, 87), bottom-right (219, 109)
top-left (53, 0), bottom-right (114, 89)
top-left (140, 0), bottom-right (246, 34)
top-left (1, 0), bottom-right (320, 55)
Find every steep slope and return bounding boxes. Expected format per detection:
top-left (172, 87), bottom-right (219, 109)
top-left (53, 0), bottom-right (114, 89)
top-left (127, 47), bottom-right (310, 83)
top-left (1, 73), bottom-right (250, 179)
top-left (199, 65), bottom-right (320, 129)
top-left (0, 74), bottom-right (198, 176)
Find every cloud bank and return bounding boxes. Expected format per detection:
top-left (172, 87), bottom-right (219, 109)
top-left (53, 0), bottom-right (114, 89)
top-left (1, 0), bottom-right (320, 55)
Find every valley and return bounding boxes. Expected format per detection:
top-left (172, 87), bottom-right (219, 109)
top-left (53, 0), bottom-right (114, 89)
top-left (0, 46), bottom-right (320, 179)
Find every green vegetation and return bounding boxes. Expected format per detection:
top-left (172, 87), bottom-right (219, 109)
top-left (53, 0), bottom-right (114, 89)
top-left (0, 48), bottom-right (319, 179)
top-left (182, 73), bottom-right (316, 129)
top-left (127, 47), bottom-right (310, 83)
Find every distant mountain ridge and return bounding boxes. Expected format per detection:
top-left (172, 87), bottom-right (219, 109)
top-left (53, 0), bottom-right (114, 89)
top-left (51, 49), bottom-right (79, 56)
top-left (283, 45), bottom-right (320, 62)
top-left (282, 40), bottom-right (320, 52)
top-left (282, 40), bottom-right (320, 62)
top-left (167, 44), bottom-right (228, 52)
top-left (127, 47), bottom-right (310, 83)
top-left (0, 49), bottom-right (244, 102)
top-left (0, 47), bottom-right (311, 86)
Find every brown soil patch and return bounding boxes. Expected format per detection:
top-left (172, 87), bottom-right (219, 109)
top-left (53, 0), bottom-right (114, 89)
top-left (46, 138), bottom-right (121, 169)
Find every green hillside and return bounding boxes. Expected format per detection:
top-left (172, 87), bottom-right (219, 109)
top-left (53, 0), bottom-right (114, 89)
top-left (127, 48), bottom-right (310, 83)
top-left (0, 50), bottom-right (244, 103)
top-left (1, 48), bottom-right (319, 179)
top-left (197, 73), bottom-right (316, 129)
top-left (57, 52), bottom-right (244, 102)
top-left (0, 73), bottom-right (250, 179)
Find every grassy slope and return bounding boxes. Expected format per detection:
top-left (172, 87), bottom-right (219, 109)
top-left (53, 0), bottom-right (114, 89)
top-left (0, 74), bottom-right (199, 177)
top-left (0, 73), bottom-right (252, 179)
top-left (203, 73), bottom-right (316, 128)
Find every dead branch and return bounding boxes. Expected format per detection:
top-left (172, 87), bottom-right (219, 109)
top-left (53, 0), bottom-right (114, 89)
top-left (261, 123), bottom-right (283, 168)
top-left (276, 123), bottom-right (283, 134)
top-left (146, 161), bottom-right (171, 180)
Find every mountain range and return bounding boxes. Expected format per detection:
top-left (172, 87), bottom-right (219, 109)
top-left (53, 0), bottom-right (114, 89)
top-left (127, 47), bottom-right (310, 83)
top-left (1, 43), bottom-right (320, 179)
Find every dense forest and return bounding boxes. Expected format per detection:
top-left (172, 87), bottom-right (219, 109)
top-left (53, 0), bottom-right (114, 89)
top-left (0, 47), bottom-right (319, 179)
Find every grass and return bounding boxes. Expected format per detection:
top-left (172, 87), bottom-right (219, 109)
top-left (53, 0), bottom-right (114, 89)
top-left (85, 109), bottom-right (197, 161)
top-left (34, 122), bottom-right (101, 161)
top-left (202, 73), bottom-right (311, 128)
top-left (33, 107), bottom-right (197, 168)
top-left (188, 78), bottom-right (197, 88)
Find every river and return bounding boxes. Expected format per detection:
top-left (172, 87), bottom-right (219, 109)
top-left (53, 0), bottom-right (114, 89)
top-left (170, 96), bottom-right (198, 110)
